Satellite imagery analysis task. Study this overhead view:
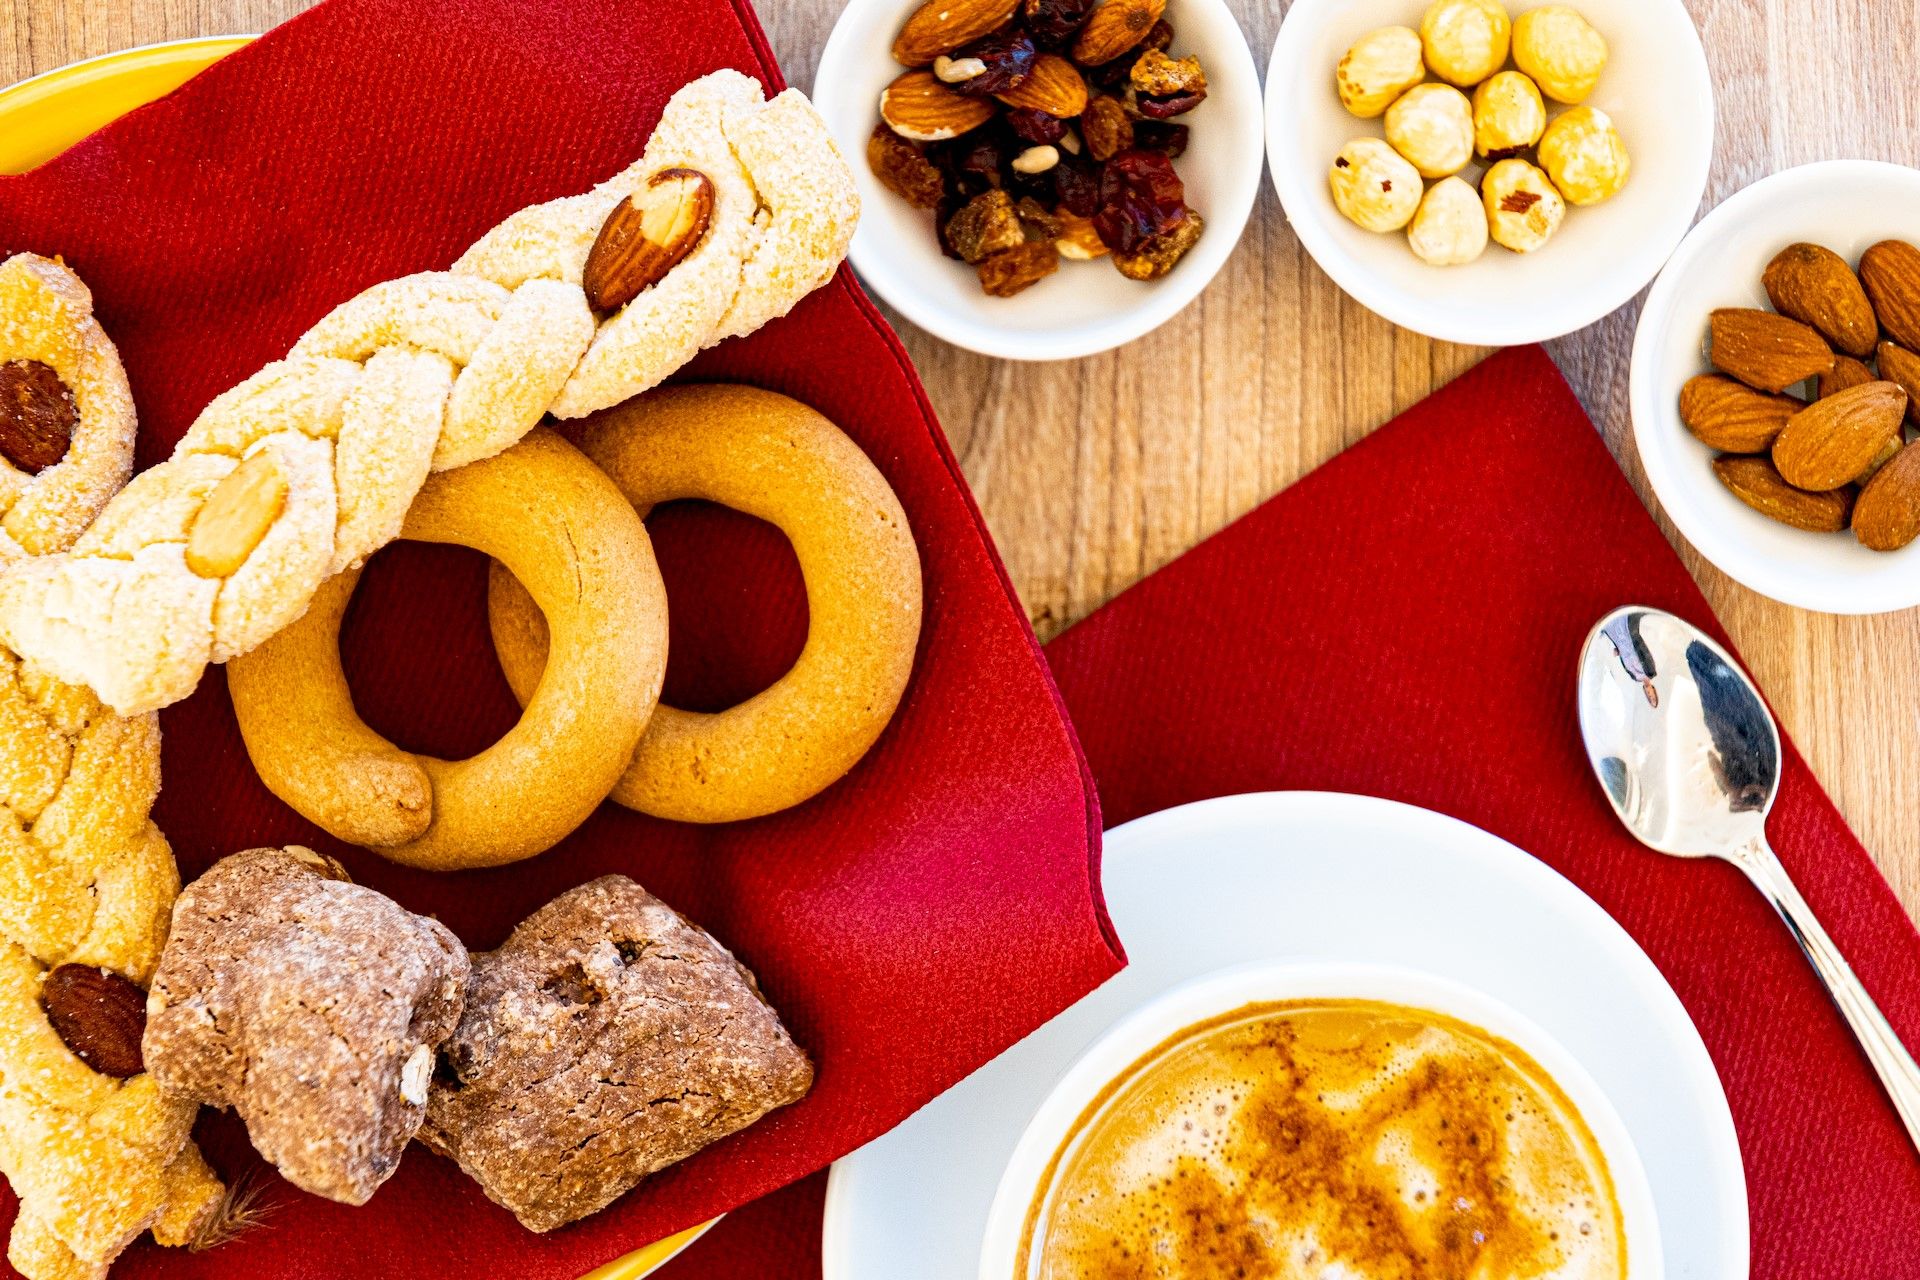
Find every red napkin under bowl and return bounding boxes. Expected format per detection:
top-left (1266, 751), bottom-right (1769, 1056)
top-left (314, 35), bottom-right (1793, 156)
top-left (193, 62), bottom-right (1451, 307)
top-left (659, 346), bottom-right (1920, 1279)
top-left (0, 0), bottom-right (1122, 1275)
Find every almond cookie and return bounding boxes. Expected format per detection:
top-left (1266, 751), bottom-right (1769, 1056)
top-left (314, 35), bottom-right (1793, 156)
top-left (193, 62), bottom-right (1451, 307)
top-left (489, 385), bottom-right (920, 824)
top-left (0, 71), bottom-right (857, 717)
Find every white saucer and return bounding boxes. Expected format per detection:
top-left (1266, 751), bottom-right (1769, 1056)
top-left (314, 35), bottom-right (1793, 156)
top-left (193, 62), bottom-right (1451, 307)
top-left (822, 791), bottom-right (1748, 1278)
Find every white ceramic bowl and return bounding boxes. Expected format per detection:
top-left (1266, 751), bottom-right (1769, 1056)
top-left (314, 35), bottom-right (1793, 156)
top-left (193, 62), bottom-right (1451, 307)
top-left (979, 959), bottom-right (1663, 1279)
top-left (1265, 0), bottom-right (1713, 345)
top-left (1630, 160), bottom-right (1920, 614)
top-left (813, 0), bottom-right (1264, 360)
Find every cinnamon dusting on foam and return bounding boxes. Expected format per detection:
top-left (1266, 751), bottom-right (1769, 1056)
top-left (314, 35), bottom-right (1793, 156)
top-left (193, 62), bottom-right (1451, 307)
top-left (1015, 1000), bottom-right (1626, 1279)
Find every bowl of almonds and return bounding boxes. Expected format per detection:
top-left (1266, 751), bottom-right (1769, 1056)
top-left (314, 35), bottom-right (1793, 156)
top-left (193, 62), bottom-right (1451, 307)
top-left (1631, 160), bottom-right (1920, 614)
top-left (814, 0), bottom-right (1263, 359)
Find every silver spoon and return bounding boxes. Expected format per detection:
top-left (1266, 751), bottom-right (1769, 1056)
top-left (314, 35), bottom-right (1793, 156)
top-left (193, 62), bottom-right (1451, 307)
top-left (1577, 604), bottom-right (1920, 1153)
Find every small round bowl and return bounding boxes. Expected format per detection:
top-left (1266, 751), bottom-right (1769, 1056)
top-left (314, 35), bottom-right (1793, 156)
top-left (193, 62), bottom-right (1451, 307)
top-left (979, 960), bottom-right (1662, 1279)
top-left (1630, 160), bottom-right (1920, 615)
top-left (1265, 0), bottom-right (1714, 345)
top-left (813, 0), bottom-right (1265, 361)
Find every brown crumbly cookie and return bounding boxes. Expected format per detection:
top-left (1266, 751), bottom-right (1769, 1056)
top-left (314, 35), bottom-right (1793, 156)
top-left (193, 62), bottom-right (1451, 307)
top-left (420, 876), bottom-right (813, 1232)
top-left (143, 847), bottom-right (469, 1206)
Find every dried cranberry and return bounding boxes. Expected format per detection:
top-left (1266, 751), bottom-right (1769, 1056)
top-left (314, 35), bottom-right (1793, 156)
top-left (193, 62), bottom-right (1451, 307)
top-left (1022, 0), bottom-right (1095, 48)
top-left (1139, 19), bottom-right (1175, 54)
top-left (1005, 108), bottom-right (1069, 144)
top-left (1130, 120), bottom-right (1189, 157)
top-left (929, 129), bottom-right (1013, 199)
top-left (1052, 152), bottom-right (1102, 218)
top-left (1136, 89), bottom-right (1206, 119)
top-left (949, 31), bottom-right (1037, 96)
top-left (1092, 149), bottom-right (1188, 254)
top-left (1087, 55), bottom-right (1134, 90)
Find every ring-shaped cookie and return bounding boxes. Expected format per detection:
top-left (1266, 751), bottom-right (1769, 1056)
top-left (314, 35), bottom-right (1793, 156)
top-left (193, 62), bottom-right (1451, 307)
top-left (228, 428), bottom-right (667, 870)
top-left (488, 385), bottom-right (920, 824)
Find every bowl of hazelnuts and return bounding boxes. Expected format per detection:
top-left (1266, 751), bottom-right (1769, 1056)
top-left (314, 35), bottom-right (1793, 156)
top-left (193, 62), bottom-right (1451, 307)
top-left (1265, 0), bottom-right (1713, 346)
top-left (814, 0), bottom-right (1265, 360)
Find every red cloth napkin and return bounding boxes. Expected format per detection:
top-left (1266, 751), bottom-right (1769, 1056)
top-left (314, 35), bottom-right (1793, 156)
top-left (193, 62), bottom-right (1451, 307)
top-left (662, 345), bottom-right (1920, 1278)
top-left (0, 0), bottom-right (1121, 1275)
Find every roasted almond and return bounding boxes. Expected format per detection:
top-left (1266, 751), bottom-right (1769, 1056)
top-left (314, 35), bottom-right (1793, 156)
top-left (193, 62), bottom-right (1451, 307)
top-left (1072, 0), bottom-right (1168, 66)
top-left (1761, 242), bottom-right (1879, 358)
top-left (994, 54), bottom-right (1090, 117)
top-left (1708, 308), bottom-right (1834, 393)
top-left (0, 358), bottom-right (77, 475)
top-left (1860, 239), bottom-right (1920, 351)
top-left (1771, 380), bottom-right (1908, 490)
top-left (1677, 374), bottom-right (1802, 453)
top-left (1820, 354), bottom-right (1879, 400)
top-left (881, 70), bottom-right (998, 141)
top-left (893, 0), bottom-right (1020, 66)
top-left (1711, 455), bottom-right (1854, 533)
top-left (1854, 440), bottom-right (1920, 551)
top-left (186, 450), bottom-right (288, 579)
top-left (1877, 340), bottom-right (1920, 428)
top-left (582, 169), bottom-right (715, 312)
top-left (42, 964), bottom-right (147, 1078)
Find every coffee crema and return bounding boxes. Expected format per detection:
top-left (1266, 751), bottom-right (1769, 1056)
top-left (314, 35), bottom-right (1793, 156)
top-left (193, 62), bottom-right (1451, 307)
top-left (1017, 999), bottom-right (1626, 1279)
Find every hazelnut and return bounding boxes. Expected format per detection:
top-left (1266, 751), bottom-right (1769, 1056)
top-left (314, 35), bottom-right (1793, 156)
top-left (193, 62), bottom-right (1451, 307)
top-left (1537, 105), bottom-right (1630, 205)
top-left (1384, 82), bottom-right (1474, 179)
top-left (1329, 138), bottom-right (1423, 234)
top-left (1471, 71), bottom-right (1546, 158)
top-left (1482, 157), bottom-right (1566, 253)
top-left (1512, 5), bottom-right (1608, 104)
top-left (1419, 0), bottom-right (1511, 87)
top-left (1407, 176), bottom-right (1489, 266)
top-left (1336, 26), bottom-right (1426, 119)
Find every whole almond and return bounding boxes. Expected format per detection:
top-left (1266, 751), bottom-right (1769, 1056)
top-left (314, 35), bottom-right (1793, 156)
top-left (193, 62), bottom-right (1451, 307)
top-left (1821, 354), bottom-right (1879, 400)
top-left (0, 359), bottom-right (77, 475)
top-left (1712, 455), bottom-right (1854, 533)
top-left (1877, 340), bottom-right (1920, 428)
top-left (42, 964), bottom-right (147, 1078)
top-left (893, 0), bottom-right (1020, 66)
top-left (880, 70), bottom-right (998, 141)
top-left (1072, 0), bottom-right (1167, 66)
top-left (186, 450), bottom-right (288, 579)
top-left (1771, 380), bottom-right (1909, 490)
top-left (1762, 243), bottom-right (1879, 358)
top-left (1854, 440), bottom-right (1920, 551)
top-left (1678, 374), bottom-right (1802, 453)
top-left (581, 169), bottom-right (715, 311)
top-left (1860, 240), bottom-right (1920, 351)
top-left (994, 54), bottom-right (1090, 117)
top-left (1709, 308), bottom-right (1834, 393)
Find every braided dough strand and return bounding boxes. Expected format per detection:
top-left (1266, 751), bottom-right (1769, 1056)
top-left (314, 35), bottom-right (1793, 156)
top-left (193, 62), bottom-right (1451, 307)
top-left (0, 72), bottom-right (856, 716)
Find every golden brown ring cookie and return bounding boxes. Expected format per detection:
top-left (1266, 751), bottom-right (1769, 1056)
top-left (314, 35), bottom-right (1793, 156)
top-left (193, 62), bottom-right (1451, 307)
top-left (228, 428), bottom-right (668, 870)
top-left (488, 385), bottom-right (920, 824)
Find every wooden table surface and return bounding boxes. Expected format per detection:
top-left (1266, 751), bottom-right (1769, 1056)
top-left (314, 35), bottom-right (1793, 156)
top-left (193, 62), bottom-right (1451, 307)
top-left (5, 0), bottom-right (1920, 923)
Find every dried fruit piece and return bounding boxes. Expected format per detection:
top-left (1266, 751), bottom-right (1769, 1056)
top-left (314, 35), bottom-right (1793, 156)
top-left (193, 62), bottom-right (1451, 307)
top-left (947, 30), bottom-right (1038, 96)
top-left (946, 189), bottom-right (1028, 263)
top-left (1131, 49), bottom-right (1205, 98)
top-left (1678, 374), bottom-right (1802, 453)
top-left (1771, 381), bottom-right (1908, 490)
top-left (978, 239), bottom-right (1060, 295)
top-left (995, 53), bottom-right (1089, 117)
top-left (882, 70), bottom-right (999, 142)
top-left (1006, 108), bottom-right (1069, 144)
top-left (1712, 455), bottom-right (1854, 533)
top-left (581, 169), bottom-right (715, 310)
top-left (1056, 211), bottom-right (1111, 259)
top-left (868, 125), bottom-right (946, 208)
top-left (1821, 354), bottom-right (1879, 400)
top-left (1131, 120), bottom-right (1189, 156)
top-left (1024, 0), bottom-right (1096, 47)
top-left (1762, 243), bottom-right (1878, 358)
top-left (1093, 148), bottom-right (1188, 253)
top-left (1854, 440), bottom-right (1920, 551)
top-left (1112, 210), bottom-right (1204, 280)
top-left (42, 964), bottom-right (148, 1078)
top-left (1015, 196), bottom-right (1063, 239)
top-left (1082, 94), bottom-right (1135, 160)
top-left (1134, 89), bottom-right (1206, 120)
top-left (1052, 152), bottom-right (1102, 216)
top-left (1708, 308), bottom-right (1834, 393)
top-left (1337, 26), bottom-right (1426, 119)
top-left (1859, 240), bottom-right (1920, 351)
top-left (0, 358), bottom-right (78, 474)
top-left (893, 0), bottom-right (1021, 66)
top-left (187, 450), bottom-right (289, 578)
top-left (1877, 341), bottom-right (1920, 428)
top-left (1072, 0), bottom-right (1167, 66)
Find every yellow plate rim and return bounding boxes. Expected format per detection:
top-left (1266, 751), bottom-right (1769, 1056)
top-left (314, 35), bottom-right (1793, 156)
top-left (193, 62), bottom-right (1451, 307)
top-left (0, 36), bottom-right (723, 1279)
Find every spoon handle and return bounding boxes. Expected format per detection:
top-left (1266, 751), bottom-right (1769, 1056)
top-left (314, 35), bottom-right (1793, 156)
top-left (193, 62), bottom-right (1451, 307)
top-left (1738, 836), bottom-right (1920, 1154)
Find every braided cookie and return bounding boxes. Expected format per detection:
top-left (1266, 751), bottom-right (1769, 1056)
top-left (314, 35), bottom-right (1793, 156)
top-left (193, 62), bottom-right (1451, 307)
top-left (227, 429), bottom-right (667, 870)
top-left (0, 70), bottom-right (857, 717)
top-left (489, 385), bottom-right (920, 824)
top-left (0, 255), bottom-right (138, 560)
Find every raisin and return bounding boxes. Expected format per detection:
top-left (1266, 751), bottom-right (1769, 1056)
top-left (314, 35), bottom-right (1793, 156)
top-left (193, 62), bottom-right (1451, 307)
top-left (946, 189), bottom-right (1028, 264)
top-left (1023, 0), bottom-right (1096, 48)
top-left (977, 239), bottom-right (1060, 296)
top-left (1015, 196), bottom-right (1064, 240)
top-left (1005, 107), bottom-right (1069, 144)
top-left (1130, 120), bottom-right (1189, 157)
top-left (1053, 151), bottom-right (1102, 217)
top-left (867, 125), bottom-right (945, 209)
top-left (1139, 19), bottom-right (1175, 54)
top-left (1081, 94), bottom-right (1134, 161)
top-left (929, 128), bottom-right (1013, 199)
top-left (950, 30), bottom-right (1038, 96)
top-left (1092, 148), bottom-right (1188, 254)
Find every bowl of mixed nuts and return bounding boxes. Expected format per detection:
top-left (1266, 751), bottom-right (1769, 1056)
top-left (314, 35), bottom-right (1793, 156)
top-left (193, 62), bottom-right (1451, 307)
top-left (1631, 161), bottom-right (1920, 615)
top-left (1266, 0), bottom-right (1712, 346)
top-left (814, 0), bottom-right (1263, 360)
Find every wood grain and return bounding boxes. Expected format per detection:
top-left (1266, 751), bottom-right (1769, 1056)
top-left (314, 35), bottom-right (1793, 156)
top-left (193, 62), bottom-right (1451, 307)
top-left (5, 0), bottom-right (1920, 923)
